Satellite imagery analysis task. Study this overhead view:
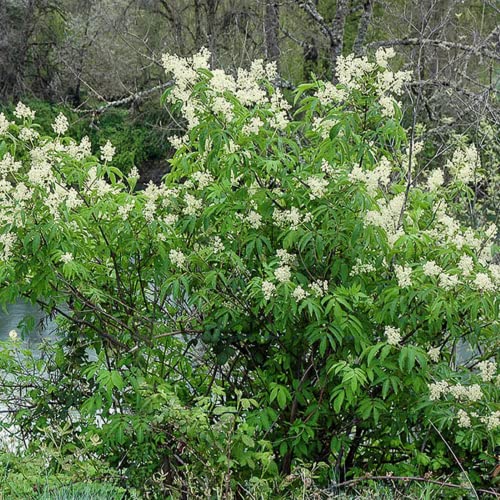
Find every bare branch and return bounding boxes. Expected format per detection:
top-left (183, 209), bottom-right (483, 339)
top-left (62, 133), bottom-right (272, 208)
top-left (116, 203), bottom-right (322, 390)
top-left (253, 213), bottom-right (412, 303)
top-left (365, 37), bottom-right (500, 62)
top-left (295, 0), bottom-right (333, 41)
top-left (353, 0), bottom-right (374, 55)
top-left (74, 80), bottom-right (173, 114)
top-left (334, 474), bottom-right (498, 497)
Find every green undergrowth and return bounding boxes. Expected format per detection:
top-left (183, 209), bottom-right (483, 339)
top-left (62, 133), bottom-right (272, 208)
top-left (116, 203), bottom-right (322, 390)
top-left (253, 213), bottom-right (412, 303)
top-left (0, 99), bottom-right (172, 175)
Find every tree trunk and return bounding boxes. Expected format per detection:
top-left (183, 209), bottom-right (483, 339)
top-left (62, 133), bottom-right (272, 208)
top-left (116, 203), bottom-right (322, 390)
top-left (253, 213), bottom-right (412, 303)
top-left (194, 0), bottom-right (203, 48)
top-left (264, 0), bottom-right (280, 68)
top-left (303, 37), bottom-right (318, 80)
top-left (330, 0), bottom-right (350, 72)
top-left (353, 0), bottom-right (374, 55)
top-left (206, 0), bottom-right (218, 66)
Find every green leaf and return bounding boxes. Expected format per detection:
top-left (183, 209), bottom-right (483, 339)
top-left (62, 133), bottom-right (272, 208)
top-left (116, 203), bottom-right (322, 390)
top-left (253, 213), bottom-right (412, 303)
top-left (329, 123), bottom-right (342, 140)
top-left (277, 388), bottom-right (287, 410)
top-left (333, 390), bottom-right (345, 413)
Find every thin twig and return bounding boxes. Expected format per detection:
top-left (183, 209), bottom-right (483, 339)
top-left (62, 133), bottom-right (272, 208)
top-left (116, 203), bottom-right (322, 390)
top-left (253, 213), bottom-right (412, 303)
top-left (334, 474), bottom-right (498, 497)
top-left (429, 421), bottom-right (479, 499)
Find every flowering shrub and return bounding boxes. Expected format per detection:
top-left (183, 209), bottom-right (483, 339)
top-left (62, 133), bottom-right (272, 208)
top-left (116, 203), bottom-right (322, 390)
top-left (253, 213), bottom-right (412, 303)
top-left (0, 48), bottom-right (498, 495)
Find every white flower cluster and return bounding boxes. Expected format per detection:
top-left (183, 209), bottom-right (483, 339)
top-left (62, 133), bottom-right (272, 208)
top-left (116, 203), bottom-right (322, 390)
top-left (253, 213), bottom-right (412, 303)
top-left (52, 113), bottom-right (69, 135)
top-left (376, 68), bottom-right (412, 97)
top-left (211, 236), bottom-right (224, 254)
top-left (349, 157), bottom-right (392, 196)
top-left (312, 118), bottom-right (337, 140)
top-left (429, 381), bottom-right (482, 402)
top-left (269, 89), bottom-right (291, 130)
top-left (394, 264), bottom-right (412, 288)
top-left (0, 113), bottom-right (11, 135)
top-left (128, 167), bottom-right (140, 179)
top-left (246, 210), bottom-right (262, 229)
top-left (375, 47), bottom-right (396, 68)
top-left (454, 384), bottom-right (484, 403)
top-left (350, 258), bottom-right (375, 276)
top-left (489, 263), bottom-right (500, 285)
top-left (317, 50), bottom-right (411, 115)
top-left (292, 285), bottom-right (309, 302)
top-left (376, 70), bottom-right (412, 118)
top-left (60, 252), bottom-right (74, 264)
top-left (242, 116), bottom-right (264, 136)
top-left (384, 325), bottom-right (401, 346)
top-left (481, 411), bottom-right (500, 431)
top-left (458, 254), bottom-right (474, 276)
top-left (162, 48), bottom-right (289, 141)
top-left (262, 280), bottom-right (276, 301)
top-left (316, 81), bottom-right (347, 104)
top-left (170, 135), bottom-right (188, 150)
top-left (472, 272), bottom-right (496, 293)
top-left (439, 272), bottom-right (459, 290)
top-left (0, 153), bottom-right (22, 177)
top-left (85, 167), bottom-right (118, 199)
top-left (306, 176), bottom-right (329, 199)
top-left (276, 249), bottom-right (295, 266)
top-left (337, 54), bottom-right (375, 90)
top-left (477, 360), bottom-right (497, 382)
top-left (445, 144), bottom-right (480, 184)
top-left (14, 102), bottom-right (36, 120)
top-left (425, 207), bottom-right (496, 269)
top-left (321, 159), bottom-right (336, 176)
top-left (101, 141), bottom-right (115, 163)
top-left (426, 169), bottom-right (444, 191)
top-left (273, 207), bottom-right (312, 231)
top-left (316, 50), bottom-right (410, 112)
top-left (274, 265), bottom-right (291, 283)
top-left (28, 150), bottom-right (54, 186)
top-left (364, 192), bottom-right (405, 246)
top-left (422, 260), bottom-right (442, 277)
top-left (0, 232), bottom-right (16, 261)
top-left (457, 409), bottom-right (471, 428)
top-left (140, 182), bottom-right (160, 222)
top-left (118, 202), bottom-right (135, 221)
top-left (192, 171), bottom-right (214, 190)
top-left (428, 380), bottom-right (449, 401)
top-left (309, 279), bottom-right (328, 298)
top-left (19, 127), bottom-right (39, 142)
top-left (456, 409), bottom-right (499, 431)
top-left (169, 249), bottom-right (186, 269)
top-left (183, 193), bottom-right (203, 217)
top-left (0, 126), bottom-right (104, 232)
top-left (427, 346), bottom-right (440, 362)
top-left (163, 214), bottom-right (178, 226)
top-left (49, 186), bottom-right (82, 218)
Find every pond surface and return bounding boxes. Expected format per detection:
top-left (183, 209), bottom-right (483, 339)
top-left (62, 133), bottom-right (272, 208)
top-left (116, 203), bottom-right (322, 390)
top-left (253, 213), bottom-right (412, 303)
top-left (0, 301), bottom-right (55, 349)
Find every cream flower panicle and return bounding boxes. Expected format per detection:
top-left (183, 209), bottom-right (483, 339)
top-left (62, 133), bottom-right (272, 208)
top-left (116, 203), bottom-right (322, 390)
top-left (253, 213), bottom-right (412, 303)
top-left (292, 285), bottom-right (309, 302)
top-left (395, 265), bottom-right (412, 288)
top-left (384, 325), bottom-right (401, 346)
top-left (274, 265), bottom-right (291, 283)
top-left (427, 347), bottom-right (440, 363)
top-left (14, 102), bottom-right (35, 120)
top-left (262, 280), bottom-right (276, 301)
top-left (477, 360), bottom-right (497, 382)
top-left (169, 249), bottom-right (186, 269)
top-left (422, 260), bottom-right (442, 277)
top-left (60, 252), bottom-right (74, 264)
top-left (52, 113), bottom-right (69, 135)
top-left (101, 141), bottom-right (116, 163)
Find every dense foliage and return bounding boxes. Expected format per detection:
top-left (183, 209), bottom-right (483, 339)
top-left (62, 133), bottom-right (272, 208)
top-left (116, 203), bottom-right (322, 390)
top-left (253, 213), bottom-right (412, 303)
top-left (0, 49), bottom-right (498, 498)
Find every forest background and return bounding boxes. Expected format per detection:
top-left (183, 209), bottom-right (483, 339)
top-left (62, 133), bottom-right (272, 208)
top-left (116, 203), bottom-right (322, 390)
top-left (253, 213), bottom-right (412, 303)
top-left (0, 1), bottom-right (499, 499)
top-left (1, 0), bottom-right (498, 190)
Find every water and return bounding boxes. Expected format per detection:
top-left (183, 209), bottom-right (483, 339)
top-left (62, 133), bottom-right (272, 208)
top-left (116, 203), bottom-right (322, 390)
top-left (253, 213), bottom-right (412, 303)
top-left (0, 301), bottom-right (54, 348)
